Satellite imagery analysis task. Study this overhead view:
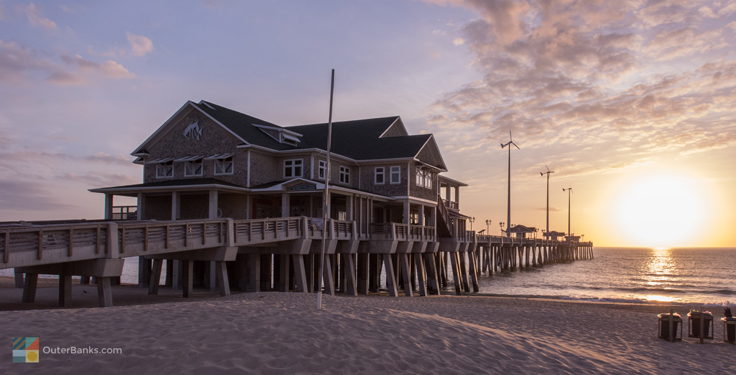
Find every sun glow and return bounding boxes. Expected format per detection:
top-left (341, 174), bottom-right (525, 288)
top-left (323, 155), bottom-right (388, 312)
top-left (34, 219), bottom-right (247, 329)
top-left (614, 175), bottom-right (705, 248)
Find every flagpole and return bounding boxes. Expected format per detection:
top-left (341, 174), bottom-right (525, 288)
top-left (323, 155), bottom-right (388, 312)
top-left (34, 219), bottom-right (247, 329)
top-left (317, 69), bottom-right (334, 310)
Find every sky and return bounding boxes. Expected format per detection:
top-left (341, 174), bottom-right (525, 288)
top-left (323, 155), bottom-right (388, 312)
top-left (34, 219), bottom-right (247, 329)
top-left (1, 0), bottom-right (734, 248)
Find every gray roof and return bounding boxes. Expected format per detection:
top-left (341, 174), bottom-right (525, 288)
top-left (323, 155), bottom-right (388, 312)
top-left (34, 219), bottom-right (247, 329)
top-left (194, 101), bottom-right (431, 160)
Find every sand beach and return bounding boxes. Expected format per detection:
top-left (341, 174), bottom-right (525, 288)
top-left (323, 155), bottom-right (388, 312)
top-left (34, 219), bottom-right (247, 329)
top-left (0, 279), bottom-right (732, 374)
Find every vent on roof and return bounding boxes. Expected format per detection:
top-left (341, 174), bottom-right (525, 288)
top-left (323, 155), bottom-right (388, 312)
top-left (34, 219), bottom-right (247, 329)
top-left (252, 123), bottom-right (302, 146)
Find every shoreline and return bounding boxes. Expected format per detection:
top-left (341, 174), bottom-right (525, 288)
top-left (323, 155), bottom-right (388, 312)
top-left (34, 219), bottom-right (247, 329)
top-left (1, 275), bottom-right (730, 311)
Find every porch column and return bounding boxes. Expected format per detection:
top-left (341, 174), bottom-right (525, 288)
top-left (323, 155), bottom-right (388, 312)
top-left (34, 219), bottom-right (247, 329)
top-left (418, 204), bottom-right (425, 226)
top-left (346, 194), bottom-right (354, 221)
top-left (281, 193), bottom-right (290, 217)
top-left (455, 186), bottom-right (460, 208)
top-left (403, 200), bottom-right (410, 224)
top-left (104, 194), bottom-right (113, 220)
top-left (245, 194), bottom-right (252, 219)
top-left (137, 193), bottom-right (145, 220)
top-left (171, 192), bottom-right (179, 221)
top-left (444, 184), bottom-right (450, 202)
top-left (209, 190), bottom-right (219, 219)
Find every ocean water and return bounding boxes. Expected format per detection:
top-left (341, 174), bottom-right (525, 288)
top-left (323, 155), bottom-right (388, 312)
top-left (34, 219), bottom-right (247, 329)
top-left (478, 247), bottom-right (736, 305)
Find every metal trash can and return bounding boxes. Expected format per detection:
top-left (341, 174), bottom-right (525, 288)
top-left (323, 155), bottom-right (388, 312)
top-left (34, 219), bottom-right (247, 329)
top-left (722, 318), bottom-right (736, 344)
top-left (687, 311), bottom-right (713, 342)
top-left (657, 312), bottom-right (682, 341)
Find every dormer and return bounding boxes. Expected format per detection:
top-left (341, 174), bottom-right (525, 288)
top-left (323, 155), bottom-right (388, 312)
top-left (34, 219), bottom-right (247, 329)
top-left (252, 123), bottom-right (303, 146)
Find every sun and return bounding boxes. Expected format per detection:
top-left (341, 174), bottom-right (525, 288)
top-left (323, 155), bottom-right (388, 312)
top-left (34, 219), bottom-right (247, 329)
top-left (613, 175), bottom-right (704, 248)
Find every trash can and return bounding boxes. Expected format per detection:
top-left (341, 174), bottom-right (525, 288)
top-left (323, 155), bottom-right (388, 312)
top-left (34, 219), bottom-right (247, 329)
top-left (687, 311), bottom-right (713, 341)
top-left (657, 312), bottom-right (682, 341)
top-left (722, 318), bottom-right (736, 344)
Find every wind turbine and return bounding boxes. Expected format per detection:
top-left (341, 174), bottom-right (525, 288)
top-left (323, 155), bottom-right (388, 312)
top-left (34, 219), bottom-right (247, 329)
top-left (563, 187), bottom-right (573, 236)
top-left (501, 131), bottom-right (519, 238)
top-left (540, 166), bottom-right (554, 239)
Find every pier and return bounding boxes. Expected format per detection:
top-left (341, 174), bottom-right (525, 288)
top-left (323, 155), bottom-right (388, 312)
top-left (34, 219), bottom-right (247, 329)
top-left (0, 217), bottom-right (593, 307)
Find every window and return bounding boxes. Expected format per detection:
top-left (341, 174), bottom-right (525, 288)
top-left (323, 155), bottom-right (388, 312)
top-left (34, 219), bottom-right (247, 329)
top-left (184, 160), bottom-right (203, 176)
top-left (156, 161), bottom-right (173, 178)
top-left (390, 166), bottom-right (401, 184)
top-left (318, 160), bottom-right (326, 179)
top-left (374, 167), bottom-right (385, 185)
top-left (415, 168), bottom-right (433, 189)
top-left (284, 159), bottom-right (303, 178)
top-left (339, 166), bottom-right (350, 184)
top-left (214, 157), bottom-right (233, 175)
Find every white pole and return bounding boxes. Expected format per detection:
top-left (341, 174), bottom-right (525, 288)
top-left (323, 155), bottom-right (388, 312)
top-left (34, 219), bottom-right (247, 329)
top-left (317, 69), bottom-right (335, 310)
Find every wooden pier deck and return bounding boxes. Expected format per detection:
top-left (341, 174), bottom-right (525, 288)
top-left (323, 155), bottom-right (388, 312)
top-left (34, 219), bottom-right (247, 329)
top-left (0, 217), bottom-right (593, 308)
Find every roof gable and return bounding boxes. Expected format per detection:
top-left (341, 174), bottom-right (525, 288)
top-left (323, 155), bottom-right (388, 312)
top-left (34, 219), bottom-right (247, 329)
top-left (132, 101), bottom-right (247, 156)
top-left (415, 135), bottom-right (447, 170)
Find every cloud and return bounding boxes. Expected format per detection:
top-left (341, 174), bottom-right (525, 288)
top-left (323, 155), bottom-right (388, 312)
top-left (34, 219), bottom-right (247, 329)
top-left (127, 33), bottom-right (154, 56)
top-left (422, 0), bottom-right (736, 181)
top-left (60, 54), bottom-right (135, 79)
top-left (452, 37), bottom-right (465, 46)
top-left (0, 180), bottom-right (71, 211)
top-left (24, 3), bottom-right (57, 30)
top-left (0, 40), bottom-right (136, 84)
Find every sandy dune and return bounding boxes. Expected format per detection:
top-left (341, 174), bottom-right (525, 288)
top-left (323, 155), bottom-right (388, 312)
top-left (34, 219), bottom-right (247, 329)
top-left (0, 285), bottom-right (732, 374)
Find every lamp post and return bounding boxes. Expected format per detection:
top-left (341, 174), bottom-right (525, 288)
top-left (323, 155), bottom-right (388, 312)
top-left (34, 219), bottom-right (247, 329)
top-left (563, 187), bottom-right (573, 236)
top-left (540, 167), bottom-right (554, 239)
top-left (485, 219), bottom-right (491, 234)
top-left (499, 221), bottom-right (505, 235)
top-left (501, 132), bottom-right (519, 238)
top-left (469, 216), bottom-right (475, 230)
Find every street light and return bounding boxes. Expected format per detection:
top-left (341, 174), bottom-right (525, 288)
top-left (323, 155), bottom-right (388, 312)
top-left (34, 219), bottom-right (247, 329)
top-left (499, 221), bottom-right (505, 235)
top-left (469, 216), bottom-right (475, 230)
top-left (485, 219), bottom-right (492, 234)
top-left (563, 187), bottom-right (573, 236)
top-left (540, 166), bottom-right (554, 239)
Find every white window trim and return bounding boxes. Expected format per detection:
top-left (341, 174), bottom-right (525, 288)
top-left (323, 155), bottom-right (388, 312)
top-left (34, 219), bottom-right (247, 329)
top-left (318, 160), bottom-right (326, 180)
top-left (283, 158), bottom-right (304, 178)
top-left (214, 157), bottom-right (234, 176)
top-left (374, 167), bottom-right (385, 185)
top-left (339, 166), bottom-right (350, 184)
top-left (184, 160), bottom-right (204, 177)
top-left (156, 162), bottom-right (174, 179)
top-left (390, 166), bottom-right (401, 184)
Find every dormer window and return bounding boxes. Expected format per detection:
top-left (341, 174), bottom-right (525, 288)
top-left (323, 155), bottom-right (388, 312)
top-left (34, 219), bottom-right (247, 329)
top-left (253, 123), bottom-right (303, 146)
top-left (206, 154), bottom-right (234, 175)
top-left (284, 159), bottom-right (303, 178)
top-left (156, 161), bottom-right (174, 178)
top-left (184, 159), bottom-right (203, 176)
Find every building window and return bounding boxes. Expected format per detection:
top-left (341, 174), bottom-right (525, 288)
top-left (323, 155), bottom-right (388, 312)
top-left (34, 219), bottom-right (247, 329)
top-left (339, 166), bottom-right (350, 184)
top-left (184, 160), bottom-right (203, 177)
top-left (156, 161), bottom-right (173, 178)
top-left (374, 167), bottom-right (385, 185)
top-left (318, 160), bottom-right (326, 179)
top-left (284, 159), bottom-right (303, 178)
top-left (214, 157), bottom-right (234, 175)
top-left (390, 166), bottom-right (401, 184)
top-left (416, 168), bottom-right (433, 189)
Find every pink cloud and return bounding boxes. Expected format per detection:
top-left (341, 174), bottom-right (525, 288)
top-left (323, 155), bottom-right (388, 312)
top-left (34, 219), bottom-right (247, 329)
top-left (127, 33), bottom-right (154, 56)
top-left (24, 3), bottom-right (57, 30)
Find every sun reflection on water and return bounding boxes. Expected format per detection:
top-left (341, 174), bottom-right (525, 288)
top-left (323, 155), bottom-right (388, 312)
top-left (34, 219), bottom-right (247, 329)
top-left (642, 248), bottom-right (678, 302)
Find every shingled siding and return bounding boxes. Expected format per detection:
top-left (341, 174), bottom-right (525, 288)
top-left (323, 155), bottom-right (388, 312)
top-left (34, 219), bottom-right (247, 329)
top-left (357, 163), bottom-right (409, 197)
top-left (249, 151), bottom-right (282, 187)
top-left (312, 156), bottom-right (357, 189)
top-left (409, 164), bottom-right (438, 201)
top-left (142, 107), bottom-right (246, 185)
